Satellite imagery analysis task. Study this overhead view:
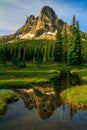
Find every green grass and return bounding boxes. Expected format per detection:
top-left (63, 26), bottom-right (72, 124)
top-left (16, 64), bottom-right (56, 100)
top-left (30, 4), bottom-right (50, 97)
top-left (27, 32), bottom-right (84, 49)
top-left (0, 62), bottom-right (87, 110)
top-left (0, 90), bottom-right (19, 118)
top-left (61, 85), bottom-right (87, 109)
top-left (0, 78), bottom-right (50, 89)
top-left (71, 68), bottom-right (87, 77)
top-left (0, 62), bottom-right (87, 88)
top-left (0, 63), bottom-right (60, 88)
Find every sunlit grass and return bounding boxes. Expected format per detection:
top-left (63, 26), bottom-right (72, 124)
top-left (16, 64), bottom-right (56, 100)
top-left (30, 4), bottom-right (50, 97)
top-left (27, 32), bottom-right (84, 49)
top-left (0, 63), bottom-right (87, 110)
top-left (0, 78), bottom-right (49, 84)
top-left (0, 63), bottom-right (87, 89)
top-left (61, 85), bottom-right (87, 109)
top-left (0, 90), bottom-right (19, 118)
top-left (71, 68), bottom-right (87, 77)
top-left (0, 77), bottom-right (52, 88)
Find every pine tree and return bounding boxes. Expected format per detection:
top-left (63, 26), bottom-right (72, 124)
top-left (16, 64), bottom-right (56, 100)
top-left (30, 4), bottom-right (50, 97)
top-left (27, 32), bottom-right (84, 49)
top-left (74, 21), bottom-right (82, 65)
top-left (54, 26), bottom-right (63, 62)
top-left (72, 15), bottom-right (76, 28)
top-left (0, 45), bottom-right (6, 64)
top-left (22, 47), bottom-right (26, 67)
top-left (67, 15), bottom-right (82, 65)
top-left (17, 46), bottom-right (25, 67)
top-left (62, 23), bottom-right (68, 63)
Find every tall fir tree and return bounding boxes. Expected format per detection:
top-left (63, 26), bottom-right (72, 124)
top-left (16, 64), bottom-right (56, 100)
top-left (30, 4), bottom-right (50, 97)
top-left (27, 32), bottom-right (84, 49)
top-left (0, 45), bottom-right (6, 64)
top-left (62, 23), bottom-right (68, 63)
top-left (74, 21), bottom-right (82, 65)
top-left (72, 15), bottom-right (76, 28)
top-left (22, 47), bottom-right (26, 67)
top-left (67, 15), bottom-right (82, 65)
top-left (54, 26), bottom-right (63, 62)
top-left (17, 46), bottom-right (26, 67)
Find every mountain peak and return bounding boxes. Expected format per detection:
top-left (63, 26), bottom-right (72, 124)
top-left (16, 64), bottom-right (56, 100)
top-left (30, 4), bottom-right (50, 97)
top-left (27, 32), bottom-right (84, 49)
top-left (40, 6), bottom-right (57, 22)
top-left (15, 6), bottom-right (64, 39)
top-left (41, 6), bottom-right (56, 15)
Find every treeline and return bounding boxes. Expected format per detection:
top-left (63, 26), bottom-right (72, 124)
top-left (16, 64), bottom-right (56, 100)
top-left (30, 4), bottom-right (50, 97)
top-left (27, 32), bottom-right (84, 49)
top-left (0, 16), bottom-right (87, 67)
top-left (54, 15), bottom-right (87, 65)
top-left (0, 40), bottom-right (56, 67)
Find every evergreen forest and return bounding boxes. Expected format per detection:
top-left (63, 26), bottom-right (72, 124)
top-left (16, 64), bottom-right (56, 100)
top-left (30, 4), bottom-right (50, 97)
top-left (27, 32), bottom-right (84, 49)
top-left (0, 16), bottom-right (87, 67)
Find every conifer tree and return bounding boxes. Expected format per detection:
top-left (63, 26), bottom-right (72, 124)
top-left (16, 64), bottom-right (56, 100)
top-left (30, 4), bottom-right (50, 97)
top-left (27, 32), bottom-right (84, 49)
top-left (72, 15), bottom-right (76, 28)
top-left (22, 47), bottom-right (26, 67)
top-left (67, 15), bottom-right (82, 65)
top-left (62, 23), bottom-right (68, 63)
top-left (54, 26), bottom-right (63, 62)
top-left (0, 45), bottom-right (6, 64)
top-left (74, 21), bottom-right (82, 65)
top-left (17, 46), bottom-right (25, 67)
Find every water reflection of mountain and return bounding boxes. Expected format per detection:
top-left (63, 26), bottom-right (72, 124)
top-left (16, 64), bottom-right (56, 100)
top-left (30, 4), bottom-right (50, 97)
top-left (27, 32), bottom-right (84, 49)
top-left (18, 88), bottom-right (62, 120)
top-left (18, 88), bottom-right (77, 120)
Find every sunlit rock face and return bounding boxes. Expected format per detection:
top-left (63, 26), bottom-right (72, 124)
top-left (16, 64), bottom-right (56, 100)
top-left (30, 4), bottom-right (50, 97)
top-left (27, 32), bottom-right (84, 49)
top-left (0, 6), bottom-right (72, 42)
top-left (15, 15), bottom-right (36, 35)
top-left (18, 88), bottom-right (62, 120)
top-left (15, 6), bottom-right (64, 40)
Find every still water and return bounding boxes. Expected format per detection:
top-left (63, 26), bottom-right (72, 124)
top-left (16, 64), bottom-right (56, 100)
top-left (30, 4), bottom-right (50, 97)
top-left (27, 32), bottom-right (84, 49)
top-left (0, 88), bottom-right (87, 130)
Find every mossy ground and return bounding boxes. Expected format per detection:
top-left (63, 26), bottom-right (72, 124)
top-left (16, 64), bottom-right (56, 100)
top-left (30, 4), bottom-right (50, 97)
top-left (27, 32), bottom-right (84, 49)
top-left (60, 85), bottom-right (87, 109)
top-left (0, 90), bottom-right (19, 118)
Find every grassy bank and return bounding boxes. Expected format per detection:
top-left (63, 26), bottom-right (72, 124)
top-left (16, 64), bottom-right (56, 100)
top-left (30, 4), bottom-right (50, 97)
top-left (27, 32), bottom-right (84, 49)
top-left (0, 63), bottom-right (65, 88)
top-left (0, 63), bottom-right (59, 88)
top-left (0, 63), bottom-right (87, 88)
top-left (0, 90), bottom-right (19, 118)
top-left (60, 85), bottom-right (87, 109)
top-left (0, 63), bottom-right (87, 110)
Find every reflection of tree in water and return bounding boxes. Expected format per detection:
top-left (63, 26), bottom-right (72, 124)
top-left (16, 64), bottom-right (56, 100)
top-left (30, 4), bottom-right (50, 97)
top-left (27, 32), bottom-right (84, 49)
top-left (51, 71), bottom-right (81, 91)
top-left (70, 107), bottom-right (77, 119)
top-left (18, 88), bottom-right (62, 120)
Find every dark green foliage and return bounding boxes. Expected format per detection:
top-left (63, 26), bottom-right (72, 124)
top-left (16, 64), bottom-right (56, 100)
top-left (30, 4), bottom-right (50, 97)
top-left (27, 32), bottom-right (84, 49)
top-left (0, 15), bottom-right (85, 66)
top-left (72, 15), bottom-right (76, 28)
top-left (0, 40), bottom-right (55, 66)
top-left (0, 45), bottom-right (6, 64)
top-left (67, 16), bottom-right (82, 65)
top-left (17, 46), bottom-right (26, 67)
top-left (82, 40), bottom-right (87, 63)
top-left (62, 23), bottom-right (68, 63)
top-left (74, 21), bottom-right (82, 64)
top-left (54, 26), bottom-right (63, 62)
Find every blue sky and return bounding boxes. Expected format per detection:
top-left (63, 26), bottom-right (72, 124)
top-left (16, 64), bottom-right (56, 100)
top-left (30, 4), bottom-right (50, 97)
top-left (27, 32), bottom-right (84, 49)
top-left (0, 0), bottom-right (87, 35)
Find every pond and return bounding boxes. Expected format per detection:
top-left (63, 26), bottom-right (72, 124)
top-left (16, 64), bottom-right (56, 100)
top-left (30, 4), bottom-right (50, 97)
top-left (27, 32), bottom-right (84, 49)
top-left (0, 88), bottom-right (87, 130)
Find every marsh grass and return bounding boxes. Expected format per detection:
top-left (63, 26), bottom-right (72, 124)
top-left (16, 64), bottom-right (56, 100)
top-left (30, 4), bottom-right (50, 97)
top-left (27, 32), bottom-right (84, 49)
top-left (61, 85), bottom-right (87, 109)
top-left (0, 90), bottom-right (19, 118)
top-left (0, 63), bottom-right (87, 110)
top-left (0, 63), bottom-right (87, 89)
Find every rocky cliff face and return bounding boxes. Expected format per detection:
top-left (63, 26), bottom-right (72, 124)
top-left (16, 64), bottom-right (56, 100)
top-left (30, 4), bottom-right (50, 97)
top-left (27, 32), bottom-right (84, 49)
top-left (15, 6), bottom-right (64, 39)
top-left (15, 15), bottom-right (35, 35)
top-left (0, 5), bottom-right (87, 43)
